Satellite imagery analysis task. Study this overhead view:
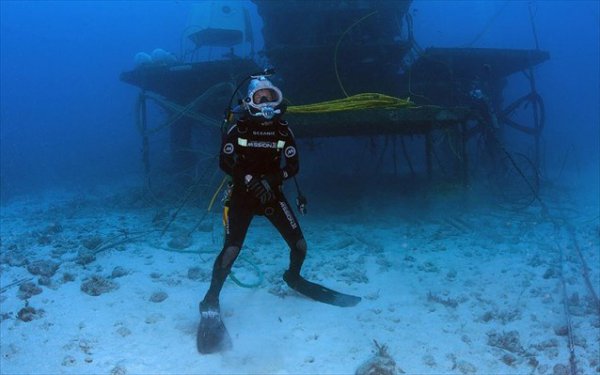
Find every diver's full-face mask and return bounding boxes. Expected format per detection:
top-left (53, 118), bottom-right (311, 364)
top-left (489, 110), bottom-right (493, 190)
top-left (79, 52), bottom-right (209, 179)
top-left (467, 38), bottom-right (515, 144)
top-left (245, 77), bottom-right (283, 120)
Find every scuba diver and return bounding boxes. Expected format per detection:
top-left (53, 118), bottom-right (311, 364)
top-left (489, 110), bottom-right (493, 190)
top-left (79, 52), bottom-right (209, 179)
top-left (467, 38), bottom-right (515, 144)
top-left (197, 73), bottom-right (360, 354)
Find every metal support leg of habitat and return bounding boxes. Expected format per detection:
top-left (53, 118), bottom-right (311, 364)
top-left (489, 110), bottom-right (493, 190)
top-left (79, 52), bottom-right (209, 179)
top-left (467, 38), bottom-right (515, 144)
top-left (460, 122), bottom-right (469, 187)
top-left (425, 131), bottom-right (432, 180)
top-left (137, 91), bottom-right (150, 180)
top-left (497, 67), bottom-right (545, 173)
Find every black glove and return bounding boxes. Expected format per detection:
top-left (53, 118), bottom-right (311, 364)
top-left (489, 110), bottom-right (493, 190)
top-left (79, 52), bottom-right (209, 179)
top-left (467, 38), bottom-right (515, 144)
top-left (245, 175), bottom-right (274, 204)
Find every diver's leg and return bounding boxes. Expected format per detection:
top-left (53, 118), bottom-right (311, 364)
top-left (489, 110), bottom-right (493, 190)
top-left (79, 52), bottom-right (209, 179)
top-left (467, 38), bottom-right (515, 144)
top-left (265, 196), bottom-right (306, 277)
top-left (201, 200), bottom-right (253, 310)
top-left (263, 197), bottom-right (361, 308)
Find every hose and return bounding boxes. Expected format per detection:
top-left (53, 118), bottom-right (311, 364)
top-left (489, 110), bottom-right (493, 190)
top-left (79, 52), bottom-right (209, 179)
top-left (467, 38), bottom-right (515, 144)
top-left (462, 1), bottom-right (510, 47)
top-left (229, 256), bottom-right (264, 288)
top-left (555, 237), bottom-right (578, 375)
top-left (207, 176), bottom-right (228, 212)
top-left (287, 93), bottom-right (413, 114)
top-left (333, 10), bottom-right (379, 97)
top-left (141, 82), bottom-right (234, 137)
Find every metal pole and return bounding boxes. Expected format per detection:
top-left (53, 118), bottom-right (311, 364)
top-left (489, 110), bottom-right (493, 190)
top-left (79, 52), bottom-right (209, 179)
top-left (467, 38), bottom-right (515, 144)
top-left (460, 123), bottom-right (469, 187)
top-left (528, 67), bottom-right (541, 171)
top-left (425, 131), bottom-right (433, 180)
top-left (139, 91), bottom-right (150, 178)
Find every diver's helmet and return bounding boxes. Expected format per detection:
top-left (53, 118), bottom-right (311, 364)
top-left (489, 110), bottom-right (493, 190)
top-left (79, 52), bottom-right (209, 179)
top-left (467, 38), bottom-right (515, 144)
top-left (245, 76), bottom-right (283, 120)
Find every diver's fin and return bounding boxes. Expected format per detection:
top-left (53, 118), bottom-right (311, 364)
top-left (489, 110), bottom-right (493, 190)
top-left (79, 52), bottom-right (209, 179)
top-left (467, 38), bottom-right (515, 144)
top-left (283, 271), bottom-right (361, 307)
top-left (197, 309), bottom-right (232, 354)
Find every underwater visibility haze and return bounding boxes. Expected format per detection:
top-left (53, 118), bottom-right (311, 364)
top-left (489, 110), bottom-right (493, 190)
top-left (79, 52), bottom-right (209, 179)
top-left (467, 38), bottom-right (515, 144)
top-left (0, 1), bottom-right (599, 374)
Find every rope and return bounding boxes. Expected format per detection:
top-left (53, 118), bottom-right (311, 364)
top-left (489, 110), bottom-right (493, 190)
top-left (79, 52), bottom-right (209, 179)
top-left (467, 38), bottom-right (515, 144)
top-left (555, 237), bottom-right (578, 375)
top-left (400, 136), bottom-right (416, 177)
top-left (528, 1), bottom-right (540, 50)
top-left (0, 278), bottom-right (34, 294)
top-left (92, 229), bottom-right (161, 255)
top-left (462, 1), bottom-right (510, 47)
top-left (334, 10), bottom-right (379, 97)
top-left (287, 93), bottom-right (413, 114)
top-left (479, 92), bottom-right (598, 373)
top-left (160, 246), bottom-right (204, 255)
top-left (151, 95), bottom-right (220, 128)
top-left (207, 176), bottom-right (228, 212)
top-left (141, 82), bottom-right (234, 136)
top-left (160, 164), bottom-right (219, 236)
top-left (565, 224), bottom-right (600, 314)
top-left (229, 256), bottom-right (264, 288)
top-left (496, 139), bottom-right (597, 375)
top-left (156, 244), bottom-right (262, 289)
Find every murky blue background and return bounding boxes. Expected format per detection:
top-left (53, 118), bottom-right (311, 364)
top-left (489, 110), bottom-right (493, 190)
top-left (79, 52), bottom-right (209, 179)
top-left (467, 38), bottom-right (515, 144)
top-left (1, 1), bottom-right (598, 200)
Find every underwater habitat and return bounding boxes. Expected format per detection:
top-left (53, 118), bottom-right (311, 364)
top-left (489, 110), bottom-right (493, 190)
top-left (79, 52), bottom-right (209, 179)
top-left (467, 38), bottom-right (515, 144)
top-left (0, 1), bottom-right (599, 374)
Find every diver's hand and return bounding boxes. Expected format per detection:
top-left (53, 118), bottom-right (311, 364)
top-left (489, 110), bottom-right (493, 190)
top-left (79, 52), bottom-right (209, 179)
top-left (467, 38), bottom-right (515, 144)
top-left (245, 175), bottom-right (274, 204)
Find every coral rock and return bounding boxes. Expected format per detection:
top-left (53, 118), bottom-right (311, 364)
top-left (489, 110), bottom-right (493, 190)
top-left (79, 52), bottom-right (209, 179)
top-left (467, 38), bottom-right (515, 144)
top-left (356, 340), bottom-right (403, 375)
top-left (18, 282), bottom-right (43, 300)
top-left (149, 291), bottom-right (168, 303)
top-left (111, 266), bottom-right (128, 278)
top-left (17, 306), bottom-right (45, 322)
top-left (80, 275), bottom-right (118, 296)
top-left (76, 249), bottom-right (96, 265)
top-left (27, 259), bottom-right (59, 277)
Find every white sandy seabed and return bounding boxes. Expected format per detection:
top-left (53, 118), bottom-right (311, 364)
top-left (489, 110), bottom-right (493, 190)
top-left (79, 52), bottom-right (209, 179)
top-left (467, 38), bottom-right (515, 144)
top-left (0, 174), bottom-right (598, 375)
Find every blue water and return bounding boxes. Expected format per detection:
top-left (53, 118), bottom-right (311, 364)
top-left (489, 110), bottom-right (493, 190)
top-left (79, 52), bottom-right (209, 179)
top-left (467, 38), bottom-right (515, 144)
top-left (1, 2), bottom-right (599, 373)
top-left (1, 1), bottom-right (598, 201)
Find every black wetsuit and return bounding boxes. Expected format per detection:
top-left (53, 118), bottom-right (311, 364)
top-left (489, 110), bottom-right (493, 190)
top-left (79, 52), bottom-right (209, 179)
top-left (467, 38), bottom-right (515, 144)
top-left (202, 115), bottom-right (306, 308)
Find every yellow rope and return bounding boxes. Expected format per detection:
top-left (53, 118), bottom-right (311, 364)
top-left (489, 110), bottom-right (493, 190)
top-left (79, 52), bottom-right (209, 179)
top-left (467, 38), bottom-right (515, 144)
top-left (287, 93), bottom-right (414, 114)
top-left (207, 175), bottom-right (228, 212)
top-left (334, 10), bottom-right (378, 97)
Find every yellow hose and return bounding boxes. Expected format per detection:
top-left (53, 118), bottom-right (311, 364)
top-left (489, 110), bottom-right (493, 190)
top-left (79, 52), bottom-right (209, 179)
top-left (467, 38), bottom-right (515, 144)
top-left (287, 93), bottom-right (414, 114)
top-left (207, 175), bottom-right (228, 212)
top-left (334, 10), bottom-right (378, 97)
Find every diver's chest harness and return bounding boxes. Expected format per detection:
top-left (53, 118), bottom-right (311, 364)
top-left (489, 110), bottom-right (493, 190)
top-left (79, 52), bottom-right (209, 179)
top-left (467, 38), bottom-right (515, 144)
top-left (234, 118), bottom-right (291, 158)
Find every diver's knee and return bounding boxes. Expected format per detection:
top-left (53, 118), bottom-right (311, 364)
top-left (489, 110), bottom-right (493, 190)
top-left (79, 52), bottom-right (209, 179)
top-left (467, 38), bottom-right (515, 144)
top-left (295, 239), bottom-right (307, 254)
